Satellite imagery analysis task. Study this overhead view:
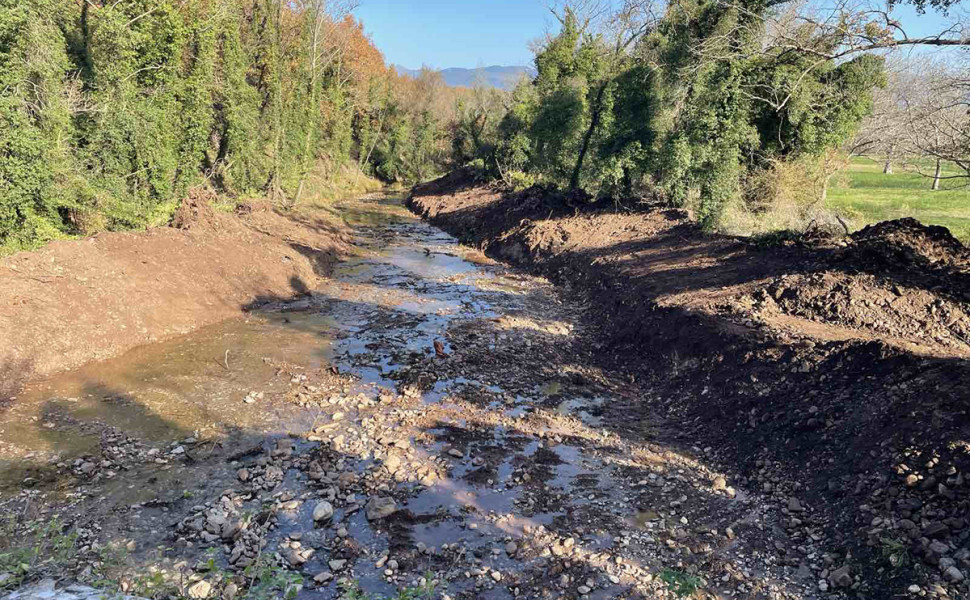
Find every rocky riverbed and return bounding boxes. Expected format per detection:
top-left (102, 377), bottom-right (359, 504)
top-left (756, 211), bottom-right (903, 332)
top-left (0, 194), bottom-right (954, 600)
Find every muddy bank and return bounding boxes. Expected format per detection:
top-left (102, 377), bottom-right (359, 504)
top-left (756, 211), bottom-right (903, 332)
top-left (0, 201), bottom-right (350, 399)
top-left (408, 170), bottom-right (970, 597)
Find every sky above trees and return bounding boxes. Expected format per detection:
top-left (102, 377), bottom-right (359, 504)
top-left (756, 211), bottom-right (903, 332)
top-left (352, 0), bottom-right (557, 68)
top-left (354, 0), bottom-right (963, 69)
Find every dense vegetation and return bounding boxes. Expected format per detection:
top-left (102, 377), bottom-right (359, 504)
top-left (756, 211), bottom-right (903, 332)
top-left (0, 0), bottom-right (461, 252)
top-left (457, 0), bottom-right (891, 231)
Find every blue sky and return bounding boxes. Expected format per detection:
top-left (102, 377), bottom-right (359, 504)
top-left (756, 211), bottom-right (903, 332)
top-left (352, 1), bottom-right (963, 69)
top-left (352, 0), bottom-right (555, 69)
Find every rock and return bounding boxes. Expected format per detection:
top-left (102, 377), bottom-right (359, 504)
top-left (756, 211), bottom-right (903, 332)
top-left (187, 581), bottom-right (212, 599)
top-left (237, 468), bottom-right (250, 482)
top-left (313, 572), bottom-right (333, 584)
top-left (384, 455), bottom-right (402, 472)
top-left (448, 448), bottom-right (464, 459)
top-left (578, 585), bottom-right (591, 595)
top-left (712, 476), bottom-right (727, 491)
top-left (222, 584), bottom-right (237, 600)
top-left (79, 462), bottom-right (96, 475)
top-left (365, 497), bottom-right (397, 521)
top-left (328, 559), bottom-right (347, 571)
top-left (929, 540), bottom-right (950, 556)
top-left (945, 566), bottom-right (965, 582)
top-left (3, 580), bottom-right (147, 600)
top-left (923, 522), bottom-right (949, 539)
top-left (505, 542), bottom-right (518, 556)
top-left (283, 548), bottom-right (307, 567)
top-left (828, 566), bottom-right (852, 588)
top-left (490, 571), bottom-right (502, 582)
top-left (313, 501), bottom-right (334, 523)
top-left (905, 474), bottom-right (919, 487)
top-left (787, 498), bottom-right (804, 513)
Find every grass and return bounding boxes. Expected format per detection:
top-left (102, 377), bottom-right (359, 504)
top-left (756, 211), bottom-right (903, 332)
top-left (827, 157), bottom-right (970, 243)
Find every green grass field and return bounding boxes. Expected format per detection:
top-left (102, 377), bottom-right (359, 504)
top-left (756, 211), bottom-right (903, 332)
top-left (827, 157), bottom-right (970, 243)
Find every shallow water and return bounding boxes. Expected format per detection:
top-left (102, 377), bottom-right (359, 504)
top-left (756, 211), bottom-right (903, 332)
top-left (0, 195), bottom-right (547, 491)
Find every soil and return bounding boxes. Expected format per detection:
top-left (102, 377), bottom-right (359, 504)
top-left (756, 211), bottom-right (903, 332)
top-left (0, 197), bottom-right (350, 399)
top-left (407, 169), bottom-right (970, 599)
top-left (0, 184), bottom-right (967, 600)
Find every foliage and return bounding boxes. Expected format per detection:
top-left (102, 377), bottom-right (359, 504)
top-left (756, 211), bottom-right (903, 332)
top-left (454, 0), bottom-right (888, 234)
top-left (659, 568), bottom-right (703, 598)
top-left (0, 1), bottom-right (462, 253)
top-left (0, 516), bottom-right (79, 590)
top-left (340, 573), bottom-right (438, 600)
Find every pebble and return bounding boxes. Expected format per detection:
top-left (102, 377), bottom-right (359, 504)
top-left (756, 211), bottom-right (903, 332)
top-left (313, 501), bottom-right (334, 522)
top-left (187, 581), bottom-right (211, 599)
top-left (366, 496), bottom-right (398, 520)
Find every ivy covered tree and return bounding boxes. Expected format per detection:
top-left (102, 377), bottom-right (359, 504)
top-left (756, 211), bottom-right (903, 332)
top-left (472, 0), bottom-right (893, 231)
top-left (0, 0), bottom-right (466, 253)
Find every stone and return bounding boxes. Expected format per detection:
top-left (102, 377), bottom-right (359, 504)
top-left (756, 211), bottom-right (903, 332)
top-left (448, 448), bottom-right (464, 459)
top-left (384, 455), bottom-right (402, 472)
top-left (712, 476), bottom-right (727, 491)
top-left (490, 571), bottom-right (502, 582)
top-left (223, 583), bottom-right (237, 600)
top-left (828, 566), bottom-right (852, 588)
top-left (945, 567), bottom-right (965, 583)
top-left (923, 522), bottom-right (949, 539)
top-left (787, 498), bottom-right (804, 513)
top-left (329, 559), bottom-right (347, 571)
top-left (313, 501), bottom-right (334, 522)
top-left (578, 586), bottom-right (591, 595)
top-left (313, 572), bottom-right (333, 584)
top-left (365, 497), bottom-right (397, 521)
top-left (505, 542), bottom-right (518, 556)
top-left (929, 540), bottom-right (950, 556)
top-left (187, 581), bottom-right (211, 600)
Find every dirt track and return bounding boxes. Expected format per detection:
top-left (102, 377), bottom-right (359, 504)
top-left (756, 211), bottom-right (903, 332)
top-left (0, 187), bottom-right (968, 600)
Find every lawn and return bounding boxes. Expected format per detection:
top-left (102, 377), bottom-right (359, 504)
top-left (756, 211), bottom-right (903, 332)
top-left (827, 157), bottom-right (970, 243)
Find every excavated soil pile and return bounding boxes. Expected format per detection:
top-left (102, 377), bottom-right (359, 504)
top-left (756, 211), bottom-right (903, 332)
top-left (409, 170), bottom-right (970, 597)
top-left (0, 199), bottom-right (350, 399)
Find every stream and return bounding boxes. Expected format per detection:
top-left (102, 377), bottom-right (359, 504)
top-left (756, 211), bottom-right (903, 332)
top-left (0, 195), bottom-right (810, 600)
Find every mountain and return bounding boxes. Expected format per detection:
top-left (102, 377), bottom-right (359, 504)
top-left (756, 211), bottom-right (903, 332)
top-left (393, 65), bottom-right (536, 91)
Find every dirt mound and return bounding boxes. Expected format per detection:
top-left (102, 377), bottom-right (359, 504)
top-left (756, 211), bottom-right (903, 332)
top-left (0, 205), bottom-right (350, 401)
top-left (408, 176), bottom-right (970, 598)
top-left (851, 217), bottom-right (970, 269)
top-left (171, 188), bottom-right (219, 230)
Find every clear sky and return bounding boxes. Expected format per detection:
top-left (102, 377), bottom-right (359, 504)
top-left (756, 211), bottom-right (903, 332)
top-left (352, 1), bottom-right (964, 70)
top-left (352, 0), bottom-right (554, 69)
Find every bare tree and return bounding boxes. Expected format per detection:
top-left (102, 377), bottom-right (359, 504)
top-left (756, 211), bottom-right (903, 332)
top-left (899, 58), bottom-right (970, 187)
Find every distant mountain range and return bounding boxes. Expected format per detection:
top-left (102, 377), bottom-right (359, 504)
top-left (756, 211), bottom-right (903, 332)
top-left (393, 65), bottom-right (536, 91)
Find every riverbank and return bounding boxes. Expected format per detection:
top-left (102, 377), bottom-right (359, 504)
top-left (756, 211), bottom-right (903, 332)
top-left (0, 195), bottom-right (351, 403)
top-left (407, 168), bottom-right (970, 598)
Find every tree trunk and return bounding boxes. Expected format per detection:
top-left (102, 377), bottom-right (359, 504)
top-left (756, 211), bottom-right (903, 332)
top-left (932, 159), bottom-right (942, 190)
top-left (569, 82), bottom-right (608, 191)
